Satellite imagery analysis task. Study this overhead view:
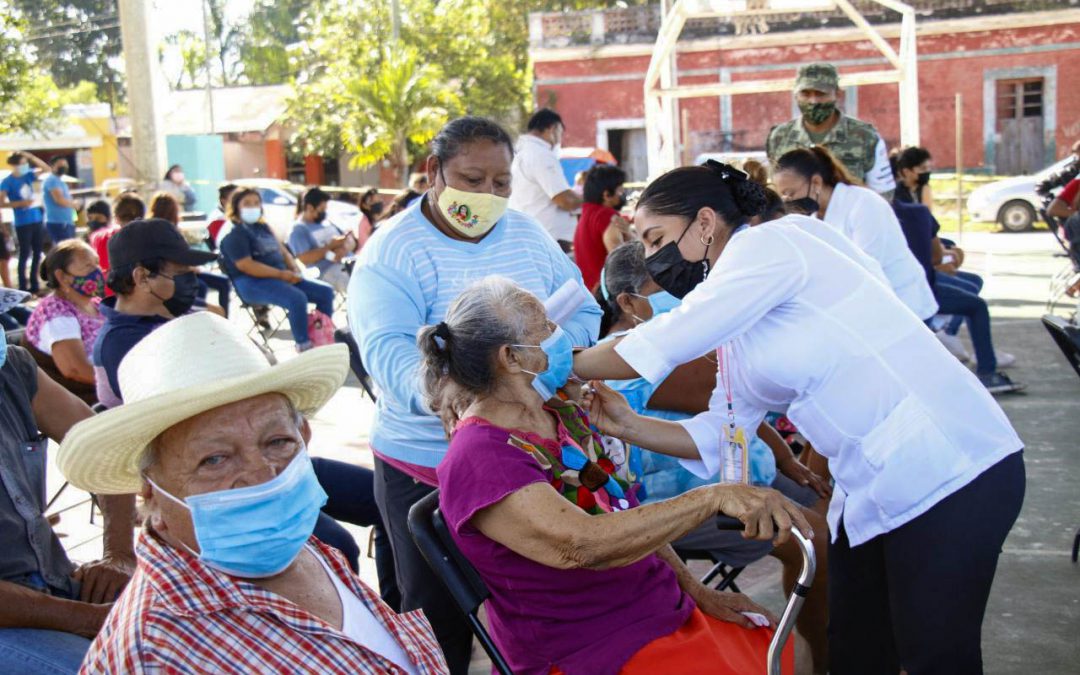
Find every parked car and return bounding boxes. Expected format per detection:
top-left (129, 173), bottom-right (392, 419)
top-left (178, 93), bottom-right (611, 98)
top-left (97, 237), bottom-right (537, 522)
top-left (231, 178), bottom-right (362, 240)
top-left (966, 157), bottom-right (1072, 232)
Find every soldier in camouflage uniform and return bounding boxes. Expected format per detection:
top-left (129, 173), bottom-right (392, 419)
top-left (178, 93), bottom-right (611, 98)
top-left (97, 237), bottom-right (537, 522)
top-left (766, 63), bottom-right (896, 196)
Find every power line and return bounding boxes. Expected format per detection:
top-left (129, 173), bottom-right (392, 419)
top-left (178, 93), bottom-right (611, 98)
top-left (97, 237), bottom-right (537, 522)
top-left (26, 13), bottom-right (118, 33)
top-left (25, 21), bottom-right (120, 42)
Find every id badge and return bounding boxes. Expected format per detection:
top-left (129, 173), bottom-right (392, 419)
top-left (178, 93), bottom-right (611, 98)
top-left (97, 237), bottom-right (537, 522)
top-left (720, 425), bottom-right (749, 484)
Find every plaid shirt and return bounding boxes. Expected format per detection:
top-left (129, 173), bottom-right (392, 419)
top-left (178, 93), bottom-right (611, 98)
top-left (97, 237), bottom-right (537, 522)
top-left (81, 531), bottom-right (448, 674)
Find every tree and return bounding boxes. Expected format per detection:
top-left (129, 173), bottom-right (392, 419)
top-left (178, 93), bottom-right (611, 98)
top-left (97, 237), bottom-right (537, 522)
top-left (0, 16), bottom-right (63, 135)
top-left (15, 0), bottom-right (123, 106)
top-left (339, 46), bottom-right (462, 181)
top-left (160, 30), bottom-right (210, 90)
top-left (238, 0), bottom-right (309, 85)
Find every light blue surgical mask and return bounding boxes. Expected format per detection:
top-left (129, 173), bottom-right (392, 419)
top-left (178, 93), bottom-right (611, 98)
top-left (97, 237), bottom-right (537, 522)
top-left (644, 290), bottom-right (681, 316)
top-left (14, 163), bottom-right (29, 177)
top-left (0, 330), bottom-right (7, 370)
top-left (147, 448), bottom-right (327, 578)
top-left (240, 207), bottom-right (262, 225)
top-left (515, 325), bottom-right (574, 403)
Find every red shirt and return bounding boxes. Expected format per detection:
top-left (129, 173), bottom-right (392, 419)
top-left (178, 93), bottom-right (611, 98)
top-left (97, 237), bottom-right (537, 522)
top-left (1060, 178), bottom-right (1080, 208)
top-left (81, 530), bottom-right (449, 675)
top-left (89, 224), bottom-right (121, 275)
top-left (573, 202), bottom-right (619, 291)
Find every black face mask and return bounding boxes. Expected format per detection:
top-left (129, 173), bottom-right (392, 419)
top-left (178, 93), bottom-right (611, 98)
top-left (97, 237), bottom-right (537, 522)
top-left (614, 194), bottom-right (628, 210)
top-left (370, 201), bottom-right (385, 216)
top-left (54, 164), bottom-right (68, 176)
top-left (643, 222), bottom-right (710, 300)
top-left (153, 271), bottom-right (200, 318)
top-left (313, 210), bottom-right (327, 223)
top-left (915, 171), bottom-right (931, 187)
top-left (784, 181), bottom-right (820, 217)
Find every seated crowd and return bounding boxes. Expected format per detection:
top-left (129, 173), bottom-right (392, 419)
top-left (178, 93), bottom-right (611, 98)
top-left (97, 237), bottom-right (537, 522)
top-left (0, 109), bottom-right (1026, 675)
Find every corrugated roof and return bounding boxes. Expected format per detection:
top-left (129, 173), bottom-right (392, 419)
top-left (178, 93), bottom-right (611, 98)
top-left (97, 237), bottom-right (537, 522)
top-left (161, 84), bottom-right (291, 135)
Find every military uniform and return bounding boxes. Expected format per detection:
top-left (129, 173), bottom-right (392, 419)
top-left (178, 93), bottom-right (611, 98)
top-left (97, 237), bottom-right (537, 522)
top-left (768, 62), bottom-right (896, 195)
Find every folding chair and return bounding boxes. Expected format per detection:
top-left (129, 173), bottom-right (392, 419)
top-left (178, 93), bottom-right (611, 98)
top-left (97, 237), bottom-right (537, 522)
top-left (46, 403), bottom-right (107, 524)
top-left (673, 546), bottom-right (746, 592)
top-left (1041, 314), bottom-right (1080, 380)
top-left (334, 327), bottom-right (378, 401)
top-left (407, 490), bottom-right (513, 675)
top-left (219, 265), bottom-right (288, 352)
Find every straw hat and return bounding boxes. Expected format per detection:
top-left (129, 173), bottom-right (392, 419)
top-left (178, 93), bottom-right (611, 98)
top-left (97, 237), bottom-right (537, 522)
top-left (58, 312), bottom-right (349, 495)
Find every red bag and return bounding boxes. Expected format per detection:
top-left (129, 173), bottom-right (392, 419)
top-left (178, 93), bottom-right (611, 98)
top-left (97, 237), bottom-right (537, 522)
top-left (307, 310), bottom-right (335, 347)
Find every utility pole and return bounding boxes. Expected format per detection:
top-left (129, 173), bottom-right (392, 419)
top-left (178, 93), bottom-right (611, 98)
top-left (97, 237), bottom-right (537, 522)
top-left (117, 0), bottom-right (165, 195)
top-left (201, 0), bottom-right (216, 133)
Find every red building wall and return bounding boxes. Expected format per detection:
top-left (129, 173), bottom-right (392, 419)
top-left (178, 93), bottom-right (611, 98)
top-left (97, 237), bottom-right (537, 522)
top-left (534, 20), bottom-right (1080, 171)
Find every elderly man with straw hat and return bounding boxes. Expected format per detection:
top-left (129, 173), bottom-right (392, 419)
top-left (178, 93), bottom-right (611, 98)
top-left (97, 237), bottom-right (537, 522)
top-left (58, 312), bottom-right (447, 674)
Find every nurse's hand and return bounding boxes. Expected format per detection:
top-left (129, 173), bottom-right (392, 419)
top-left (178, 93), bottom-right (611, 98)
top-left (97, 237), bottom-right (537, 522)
top-left (777, 455), bottom-right (832, 499)
top-left (715, 484), bottom-right (813, 545)
top-left (582, 380), bottom-right (636, 438)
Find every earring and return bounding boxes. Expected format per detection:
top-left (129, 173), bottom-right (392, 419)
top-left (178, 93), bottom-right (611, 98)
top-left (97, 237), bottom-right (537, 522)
top-left (700, 232), bottom-right (715, 246)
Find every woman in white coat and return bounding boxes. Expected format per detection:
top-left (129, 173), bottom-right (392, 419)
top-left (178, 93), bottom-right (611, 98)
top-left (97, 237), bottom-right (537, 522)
top-left (772, 146), bottom-right (939, 323)
top-left (573, 161), bottom-right (1025, 675)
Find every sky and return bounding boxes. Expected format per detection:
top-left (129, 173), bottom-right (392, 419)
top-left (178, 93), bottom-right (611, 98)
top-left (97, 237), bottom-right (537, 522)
top-left (151, 0), bottom-right (254, 84)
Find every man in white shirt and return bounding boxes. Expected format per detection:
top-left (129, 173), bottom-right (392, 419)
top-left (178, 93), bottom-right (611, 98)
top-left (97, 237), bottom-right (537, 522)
top-left (508, 108), bottom-right (583, 250)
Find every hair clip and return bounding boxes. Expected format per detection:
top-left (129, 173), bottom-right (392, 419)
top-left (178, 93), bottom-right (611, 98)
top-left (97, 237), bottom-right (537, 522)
top-left (703, 159), bottom-right (749, 184)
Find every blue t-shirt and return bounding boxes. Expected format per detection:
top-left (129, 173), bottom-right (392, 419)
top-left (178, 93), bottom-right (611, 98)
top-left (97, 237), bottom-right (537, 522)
top-left (892, 201), bottom-right (939, 288)
top-left (42, 173), bottom-right (73, 224)
top-left (219, 221), bottom-right (286, 277)
top-left (288, 219), bottom-right (343, 274)
top-left (0, 172), bottom-right (42, 226)
top-left (92, 298), bottom-right (170, 402)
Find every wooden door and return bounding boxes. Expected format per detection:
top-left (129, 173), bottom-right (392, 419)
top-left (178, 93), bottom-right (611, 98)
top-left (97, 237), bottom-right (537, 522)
top-left (995, 78), bottom-right (1045, 175)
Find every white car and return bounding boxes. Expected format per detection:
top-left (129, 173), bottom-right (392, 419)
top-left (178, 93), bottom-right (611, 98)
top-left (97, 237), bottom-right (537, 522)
top-left (966, 157), bottom-right (1072, 232)
top-left (231, 179), bottom-right (362, 241)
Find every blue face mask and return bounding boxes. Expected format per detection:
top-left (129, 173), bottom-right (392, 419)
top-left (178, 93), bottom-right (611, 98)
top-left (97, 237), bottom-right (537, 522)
top-left (515, 325), bottom-right (574, 403)
top-left (14, 163), bottom-right (29, 177)
top-left (240, 207), bottom-right (262, 225)
top-left (147, 448), bottom-right (327, 578)
top-left (0, 330), bottom-right (7, 370)
top-left (645, 290), bottom-right (681, 316)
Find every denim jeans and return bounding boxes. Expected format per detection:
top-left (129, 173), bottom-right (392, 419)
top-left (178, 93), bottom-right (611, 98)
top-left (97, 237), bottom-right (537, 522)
top-left (15, 222), bottom-right (44, 293)
top-left (196, 271), bottom-right (232, 317)
top-left (231, 275), bottom-right (334, 344)
top-left (0, 628), bottom-right (91, 674)
top-left (44, 222), bottom-right (76, 246)
top-left (937, 271), bottom-right (983, 335)
top-left (935, 276), bottom-right (996, 373)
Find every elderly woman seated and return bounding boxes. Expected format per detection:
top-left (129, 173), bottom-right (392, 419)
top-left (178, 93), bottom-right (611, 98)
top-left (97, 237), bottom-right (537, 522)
top-left (58, 312), bottom-right (447, 674)
top-left (425, 277), bottom-right (811, 675)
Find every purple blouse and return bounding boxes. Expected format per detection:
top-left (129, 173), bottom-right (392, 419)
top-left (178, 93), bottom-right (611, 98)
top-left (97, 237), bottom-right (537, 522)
top-left (26, 295), bottom-right (103, 357)
top-left (437, 418), bottom-right (694, 675)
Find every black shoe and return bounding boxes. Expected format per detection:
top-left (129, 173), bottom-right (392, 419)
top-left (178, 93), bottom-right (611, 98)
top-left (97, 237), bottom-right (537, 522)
top-left (979, 372), bottom-right (1025, 395)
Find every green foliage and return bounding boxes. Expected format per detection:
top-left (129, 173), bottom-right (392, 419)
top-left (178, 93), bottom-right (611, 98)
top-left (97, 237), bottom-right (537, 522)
top-left (0, 16), bottom-right (63, 135)
top-left (14, 0), bottom-right (123, 105)
top-left (239, 0), bottom-right (308, 85)
top-left (56, 80), bottom-right (102, 106)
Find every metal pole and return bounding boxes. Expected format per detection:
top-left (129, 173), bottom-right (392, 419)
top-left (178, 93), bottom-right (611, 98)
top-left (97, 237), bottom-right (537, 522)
top-left (391, 0), bottom-right (401, 41)
top-left (117, 0), bottom-right (164, 196)
top-left (956, 92), bottom-right (964, 245)
top-left (201, 0), bottom-right (216, 134)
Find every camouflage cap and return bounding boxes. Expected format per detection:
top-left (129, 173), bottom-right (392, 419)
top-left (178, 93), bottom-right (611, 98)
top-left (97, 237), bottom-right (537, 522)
top-left (795, 63), bottom-right (839, 93)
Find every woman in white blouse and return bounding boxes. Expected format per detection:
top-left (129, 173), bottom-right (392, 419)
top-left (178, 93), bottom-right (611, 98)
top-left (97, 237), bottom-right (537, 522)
top-left (772, 146), bottom-right (938, 322)
top-left (573, 161), bottom-right (1025, 675)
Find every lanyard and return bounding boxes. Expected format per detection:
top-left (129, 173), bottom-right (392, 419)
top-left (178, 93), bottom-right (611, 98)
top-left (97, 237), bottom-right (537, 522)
top-left (716, 343), bottom-right (736, 432)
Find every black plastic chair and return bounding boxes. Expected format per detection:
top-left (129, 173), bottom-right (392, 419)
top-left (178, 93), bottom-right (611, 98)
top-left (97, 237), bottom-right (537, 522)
top-left (407, 490), bottom-right (512, 675)
top-left (673, 547), bottom-right (745, 592)
top-left (1042, 314), bottom-right (1080, 379)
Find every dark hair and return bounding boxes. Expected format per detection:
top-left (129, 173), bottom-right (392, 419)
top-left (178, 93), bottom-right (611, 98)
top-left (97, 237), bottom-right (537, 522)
top-left (41, 239), bottom-right (93, 288)
top-left (113, 193), bottom-right (146, 225)
top-left (164, 164), bottom-right (182, 181)
top-left (417, 277), bottom-right (536, 430)
top-left (228, 187), bottom-right (261, 222)
top-left (583, 164), bottom-right (627, 205)
top-left (87, 199), bottom-right (111, 221)
top-left (595, 241), bottom-right (648, 338)
top-left (218, 183), bottom-right (237, 203)
top-left (6, 153), bottom-right (22, 166)
top-left (388, 189), bottom-right (422, 217)
top-left (302, 186), bottom-right (332, 210)
top-left (774, 146), bottom-right (859, 187)
top-left (526, 108), bottom-right (563, 133)
top-left (636, 161), bottom-right (769, 227)
top-left (107, 258), bottom-right (164, 296)
top-left (758, 188), bottom-right (788, 223)
top-left (149, 191), bottom-right (180, 225)
top-left (431, 116), bottom-right (515, 167)
top-left (893, 146), bottom-right (932, 176)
